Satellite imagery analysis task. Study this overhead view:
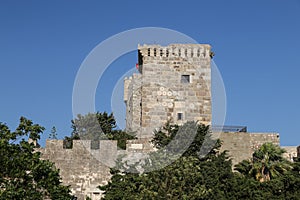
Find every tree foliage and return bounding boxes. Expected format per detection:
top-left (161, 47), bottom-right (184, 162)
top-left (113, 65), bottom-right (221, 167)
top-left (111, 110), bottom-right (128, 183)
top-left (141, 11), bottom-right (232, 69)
top-left (71, 112), bottom-right (116, 139)
top-left (231, 143), bottom-right (300, 199)
top-left (68, 112), bottom-right (135, 149)
top-left (235, 143), bottom-right (292, 182)
top-left (0, 117), bottom-right (73, 200)
top-left (49, 126), bottom-right (57, 139)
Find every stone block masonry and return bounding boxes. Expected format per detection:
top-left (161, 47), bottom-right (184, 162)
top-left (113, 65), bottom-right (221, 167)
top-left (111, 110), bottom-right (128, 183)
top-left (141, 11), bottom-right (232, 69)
top-left (39, 140), bottom-right (118, 200)
top-left (219, 132), bottom-right (280, 166)
top-left (281, 146), bottom-right (299, 162)
top-left (39, 139), bottom-right (156, 200)
top-left (124, 44), bottom-right (212, 138)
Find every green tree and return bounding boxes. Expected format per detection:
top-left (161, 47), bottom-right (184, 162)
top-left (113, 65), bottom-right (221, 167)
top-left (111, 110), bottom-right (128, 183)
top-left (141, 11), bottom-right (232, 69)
top-left (235, 143), bottom-right (292, 182)
top-left (228, 159), bottom-right (300, 200)
top-left (49, 126), bottom-right (57, 139)
top-left (69, 112), bottom-right (135, 149)
top-left (0, 117), bottom-right (74, 200)
top-left (71, 112), bottom-right (116, 140)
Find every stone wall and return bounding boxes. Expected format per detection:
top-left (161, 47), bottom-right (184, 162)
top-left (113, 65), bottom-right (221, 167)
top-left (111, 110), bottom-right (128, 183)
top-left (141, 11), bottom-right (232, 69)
top-left (39, 135), bottom-right (298, 199)
top-left (39, 140), bottom-right (118, 200)
top-left (126, 138), bottom-right (154, 152)
top-left (282, 146), bottom-right (299, 162)
top-left (39, 138), bottom-right (156, 199)
top-left (124, 73), bottom-right (142, 137)
top-left (219, 132), bottom-right (280, 166)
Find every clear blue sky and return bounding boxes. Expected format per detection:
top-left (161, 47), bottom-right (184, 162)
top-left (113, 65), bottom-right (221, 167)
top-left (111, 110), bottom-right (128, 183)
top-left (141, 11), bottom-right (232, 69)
top-left (0, 0), bottom-right (299, 146)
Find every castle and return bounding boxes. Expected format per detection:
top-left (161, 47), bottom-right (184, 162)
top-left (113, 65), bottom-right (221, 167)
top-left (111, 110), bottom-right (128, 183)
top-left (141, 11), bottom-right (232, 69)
top-left (40, 44), bottom-right (299, 200)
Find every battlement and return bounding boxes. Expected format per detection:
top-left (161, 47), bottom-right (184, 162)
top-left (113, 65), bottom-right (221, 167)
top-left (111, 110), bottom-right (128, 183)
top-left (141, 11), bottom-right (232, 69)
top-left (41, 139), bottom-right (152, 152)
top-left (39, 138), bottom-right (153, 199)
top-left (138, 44), bottom-right (211, 59)
top-left (39, 140), bottom-right (117, 199)
top-left (43, 139), bottom-right (117, 151)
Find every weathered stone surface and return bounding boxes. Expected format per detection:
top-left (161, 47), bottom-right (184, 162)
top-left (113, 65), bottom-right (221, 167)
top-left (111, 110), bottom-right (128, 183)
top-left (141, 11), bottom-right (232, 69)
top-left (282, 146), bottom-right (299, 162)
top-left (38, 138), bottom-right (156, 199)
top-left (124, 44), bottom-right (212, 138)
top-left (39, 140), bottom-right (117, 200)
top-left (219, 132), bottom-right (280, 166)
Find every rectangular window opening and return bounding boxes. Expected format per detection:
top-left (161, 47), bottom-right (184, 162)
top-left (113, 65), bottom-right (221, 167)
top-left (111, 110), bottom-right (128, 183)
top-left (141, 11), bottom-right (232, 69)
top-left (177, 113), bottom-right (183, 120)
top-left (91, 140), bottom-right (100, 149)
top-left (63, 139), bottom-right (73, 149)
top-left (181, 75), bottom-right (190, 83)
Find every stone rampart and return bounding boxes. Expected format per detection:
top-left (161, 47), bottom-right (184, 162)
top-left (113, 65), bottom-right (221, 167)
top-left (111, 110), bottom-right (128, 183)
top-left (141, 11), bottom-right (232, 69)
top-left (39, 140), bottom-right (118, 200)
top-left (219, 132), bottom-right (280, 166)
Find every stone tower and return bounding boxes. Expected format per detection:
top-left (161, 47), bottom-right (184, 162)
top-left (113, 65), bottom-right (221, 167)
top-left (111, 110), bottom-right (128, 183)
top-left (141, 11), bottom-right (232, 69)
top-left (124, 44), bottom-right (212, 138)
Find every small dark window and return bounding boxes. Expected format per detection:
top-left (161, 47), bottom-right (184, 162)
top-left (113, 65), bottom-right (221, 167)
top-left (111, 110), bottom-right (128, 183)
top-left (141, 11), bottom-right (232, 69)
top-left (91, 140), bottom-right (100, 149)
top-left (177, 113), bottom-right (183, 120)
top-left (148, 48), bottom-right (150, 56)
top-left (154, 48), bottom-right (157, 56)
top-left (63, 139), bottom-right (73, 149)
top-left (181, 75), bottom-right (190, 83)
top-left (160, 49), bottom-right (163, 56)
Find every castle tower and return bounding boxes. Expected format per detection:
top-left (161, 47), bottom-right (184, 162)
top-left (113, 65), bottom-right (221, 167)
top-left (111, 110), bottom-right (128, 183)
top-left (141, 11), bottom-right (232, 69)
top-left (124, 44), bottom-right (212, 138)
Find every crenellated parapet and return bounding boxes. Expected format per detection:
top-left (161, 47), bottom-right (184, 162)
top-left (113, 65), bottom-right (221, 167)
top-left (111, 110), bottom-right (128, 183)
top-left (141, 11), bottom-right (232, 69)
top-left (39, 139), bottom-right (119, 200)
top-left (138, 44), bottom-right (211, 59)
top-left (39, 139), bottom-right (153, 200)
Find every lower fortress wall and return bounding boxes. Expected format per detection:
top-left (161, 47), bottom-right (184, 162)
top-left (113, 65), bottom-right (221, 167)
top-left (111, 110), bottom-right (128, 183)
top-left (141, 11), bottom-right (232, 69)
top-left (219, 132), bottom-right (280, 166)
top-left (39, 133), bottom-right (298, 200)
top-left (39, 140), bottom-right (118, 199)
